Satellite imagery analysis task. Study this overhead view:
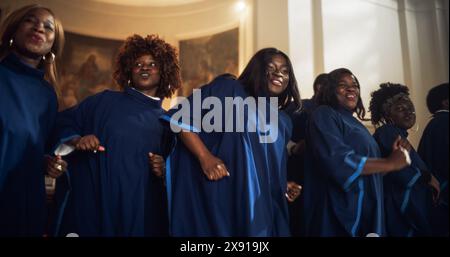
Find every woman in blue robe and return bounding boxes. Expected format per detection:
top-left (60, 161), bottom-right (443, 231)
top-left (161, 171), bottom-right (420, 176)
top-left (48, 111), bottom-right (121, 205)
top-left (52, 35), bottom-right (182, 236)
top-left (370, 83), bottom-right (440, 236)
top-left (418, 83), bottom-right (449, 236)
top-left (0, 5), bottom-right (65, 236)
top-left (285, 73), bottom-right (328, 236)
top-left (303, 68), bottom-right (410, 237)
top-left (162, 48), bottom-right (302, 236)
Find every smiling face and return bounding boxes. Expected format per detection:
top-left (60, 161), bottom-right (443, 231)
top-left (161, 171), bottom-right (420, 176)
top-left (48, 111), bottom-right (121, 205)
top-left (130, 54), bottom-right (161, 94)
top-left (387, 97), bottom-right (416, 130)
top-left (336, 73), bottom-right (360, 111)
top-left (13, 8), bottom-right (55, 59)
top-left (266, 54), bottom-right (290, 96)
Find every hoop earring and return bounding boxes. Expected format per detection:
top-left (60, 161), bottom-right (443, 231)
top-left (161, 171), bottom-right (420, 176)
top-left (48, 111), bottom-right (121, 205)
top-left (43, 52), bottom-right (56, 62)
top-left (9, 38), bottom-right (13, 47)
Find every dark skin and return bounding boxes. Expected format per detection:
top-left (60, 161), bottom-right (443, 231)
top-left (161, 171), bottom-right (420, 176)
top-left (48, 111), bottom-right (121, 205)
top-left (387, 98), bottom-right (416, 130)
top-left (336, 74), bottom-right (359, 112)
top-left (361, 139), bottom-right (409, 175)
top-left (12, 8), bottom-right (55, 68)
top-left (45, 155), bottom-right (68, 179)
top-left (266, 54), bottom-right (289, 96)
top-left (13, 9), bottom-right (67, 178)
top-left (179, 131), bottom-right (229, 181)
top-left (336, 74), bottom-right (410, 175)
top-left (131, 54), bottom-right (160, 97)
top-left (179, 55), bottom-right (301, 201)
top-left (67, 136), bottom-right (165, 179)
top-left (148, 153), bottom-right (165, 178)
top-left (386, 97), bottom-right (441, 203)
top-left (66, 54), bottom-right (166, 177)
top-left (268, 55), bottom-right (300, 201)
top-left (67, 132), bottom-right (165, 179)
top-left (291, 140), bottom-right (306, 156)
top-left (286, 182), bottom-right (302, 202)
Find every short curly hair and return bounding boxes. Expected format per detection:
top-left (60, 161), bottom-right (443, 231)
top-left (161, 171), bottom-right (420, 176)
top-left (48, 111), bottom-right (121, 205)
top-left (113, 34), bottom-right (182, 98)
top-left (369, 82), bottom-right (410, 126)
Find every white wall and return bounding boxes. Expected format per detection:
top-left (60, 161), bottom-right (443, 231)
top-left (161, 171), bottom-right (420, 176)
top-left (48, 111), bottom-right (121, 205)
top-left (401, 0), bottom-right (449, 146)
top-left (253, 0), bottom-right (289, 53)
top-left (322, 0), bottom-right (405, 113)
top-left (288, 0), bottom-right (315, 99)
top-left (288, 0), bottom-right (449, 146)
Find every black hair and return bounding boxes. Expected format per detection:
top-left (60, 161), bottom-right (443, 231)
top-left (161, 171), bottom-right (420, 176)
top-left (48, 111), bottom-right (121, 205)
top-left (312, 73), bottom-right (328, 97)
top-left (369, 82), bottom-right (410, 126)
top-left (113, 34), bottom-right (181, 98)
top-left (316, 68), bottom-right (366, 120)
top-left (238, 48), bottom-right (301, 110)
top-left (426, 83), bottom-right (449, 114)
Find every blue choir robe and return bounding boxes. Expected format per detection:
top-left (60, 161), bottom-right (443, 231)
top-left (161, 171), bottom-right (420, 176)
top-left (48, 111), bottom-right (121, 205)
top-left (288, 98), bottom-right (315, 145)
top-left (0, 53), bottom-right (58, 236)
top-left (161, 75), bottom-right (292, 236)
top-left (285, 98), bottom-right (316, 236)
top-left (418, 111), bottom-right (449, 236)
top-left (373, 124), bottom-right (432, 237)
top-left (303, 106), bottom-right (385, 237)
top-left (52, 87), bottom-right (173, 237)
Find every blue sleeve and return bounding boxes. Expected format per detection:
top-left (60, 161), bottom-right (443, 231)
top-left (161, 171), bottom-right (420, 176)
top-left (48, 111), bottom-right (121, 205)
top-left (52, 91), bottom-right (107, 148)
top-left (161, 76), bottom-right (243, 133)
top-left (160, 124), bottom-right (177, 159)
top-left (417, 125), bottom-right (433, 170)
top-left (44, 90), bottom-right (59, 154)
top-left (373, 125), bottom-right (423, 188)
top-left (291, 111), bottom-right (308, 142)
top-left (418, 115), bottom-right (449, 184)
top-left (308, 107), bottom-right (367, 192)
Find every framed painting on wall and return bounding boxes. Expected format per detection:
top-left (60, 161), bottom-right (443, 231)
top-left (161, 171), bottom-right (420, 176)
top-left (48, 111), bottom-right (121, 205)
top-left (179, 28), bottom-right (239, 97)
top-left (58, 32), bottom-right (123, 110)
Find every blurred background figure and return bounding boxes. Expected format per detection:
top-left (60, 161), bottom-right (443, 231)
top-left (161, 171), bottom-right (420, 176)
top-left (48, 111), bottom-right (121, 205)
top-left (418, 82), bottom-right (449, 237)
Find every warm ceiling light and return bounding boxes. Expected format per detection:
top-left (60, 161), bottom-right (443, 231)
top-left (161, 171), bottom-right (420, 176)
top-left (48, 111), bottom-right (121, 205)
top-left (235, 1), bottom-right (246, 12)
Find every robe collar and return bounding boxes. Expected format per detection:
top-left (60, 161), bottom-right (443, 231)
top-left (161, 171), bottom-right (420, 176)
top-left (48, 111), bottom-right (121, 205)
top-left (435, 110), bottom-right (449, 115)
top-left (1, 52), bottom-right (45, 79)
top-left (124, 86), bottom-right (162, 108)
top-left (336, 105), bottom-right (354, 117)
top-left (382, 123), bottom-right (409, 138)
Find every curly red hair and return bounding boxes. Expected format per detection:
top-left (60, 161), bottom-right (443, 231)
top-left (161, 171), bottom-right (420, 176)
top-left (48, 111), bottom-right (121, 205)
top-left (113, 34), bottom-right (182, 98)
